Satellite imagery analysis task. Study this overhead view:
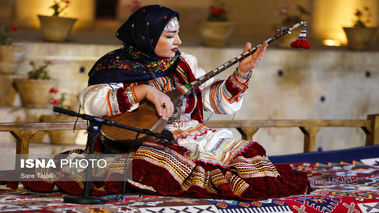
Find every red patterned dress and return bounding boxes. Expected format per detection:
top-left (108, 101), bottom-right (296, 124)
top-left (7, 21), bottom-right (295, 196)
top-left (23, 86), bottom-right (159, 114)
top-left (75, 52), bottom-right (310, 200)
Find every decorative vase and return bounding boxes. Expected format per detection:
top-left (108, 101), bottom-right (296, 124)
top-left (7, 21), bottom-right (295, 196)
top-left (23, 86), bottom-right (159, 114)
top-left (200, 21), bottom-right (234, 47)
top-left (0, 44), bottom-right (25, 74)
top-left (13, 78), bottom-right (56, 108)
top-left (343, 27), bottom-right (378, 50)
top-left (38, 15), bottom-right (77, 42)
top-left (40, 114), bottom-right (79, 145)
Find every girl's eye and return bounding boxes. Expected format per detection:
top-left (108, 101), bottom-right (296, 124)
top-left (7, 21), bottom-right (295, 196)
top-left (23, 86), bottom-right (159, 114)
top-left (166, 35), bottom-right (174, 39)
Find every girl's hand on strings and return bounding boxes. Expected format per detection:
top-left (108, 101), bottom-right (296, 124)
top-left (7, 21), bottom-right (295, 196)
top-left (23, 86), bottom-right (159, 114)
top-left (238, 42), bottom-right (267, 75)
top-left (134, 85), bottom-right (174, 120)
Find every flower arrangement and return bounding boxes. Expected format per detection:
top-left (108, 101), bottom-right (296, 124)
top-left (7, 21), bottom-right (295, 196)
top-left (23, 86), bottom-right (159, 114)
top-left (207, 1), bottom-right (227, 22)
top-left (275, 5), bottom-right (310, 26)
top-left (50, 0), bottom-right (70, 16)
top-left (48, 88), bottom-right (76, 111)
top-left (0, 25), bottom-right (18, 45)
top-left (49, 88), bottom-right (67, 108)
top-left (353, 7), bottom-right (371, 28)
top-left (27, 61), bottom-right (52, 80)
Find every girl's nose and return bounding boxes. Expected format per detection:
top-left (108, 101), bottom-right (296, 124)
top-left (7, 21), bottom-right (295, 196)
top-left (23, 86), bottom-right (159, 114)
top-left (174, 34), bottom-right (182, 46)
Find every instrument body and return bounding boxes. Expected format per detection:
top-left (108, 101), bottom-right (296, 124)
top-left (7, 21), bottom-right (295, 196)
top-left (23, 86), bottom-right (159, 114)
top-left (101, 89), bottom-right (183, 142)
top-left (101, 21), bottom-right (307, 142)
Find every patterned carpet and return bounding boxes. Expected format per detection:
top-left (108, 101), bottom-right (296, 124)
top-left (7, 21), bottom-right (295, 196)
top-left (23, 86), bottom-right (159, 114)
top-left (0, 157), bottom-right (378, 212)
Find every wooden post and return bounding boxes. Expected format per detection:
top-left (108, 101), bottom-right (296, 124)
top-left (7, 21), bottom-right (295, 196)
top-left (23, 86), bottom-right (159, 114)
top-left (10, 131), bottom-right (37, 155)
top-left (10, 131), bottom-right (36, 169)
top-left (365, 114), bottom-right (379, 146)
top-left (237, 127), bottom-right (259, 140)
top-left (299, 127), bottom-right (320, 152)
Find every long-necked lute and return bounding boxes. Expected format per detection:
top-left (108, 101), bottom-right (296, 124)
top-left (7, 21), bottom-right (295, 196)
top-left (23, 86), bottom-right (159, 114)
top-left (101, 21), bottom-right (307, 143)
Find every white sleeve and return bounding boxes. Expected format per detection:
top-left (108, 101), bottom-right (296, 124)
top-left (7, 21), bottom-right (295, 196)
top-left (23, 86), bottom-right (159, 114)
top-left (79, 83), bottom-right (139, 117)
top-left (181, 52), bottom-right (243, 114)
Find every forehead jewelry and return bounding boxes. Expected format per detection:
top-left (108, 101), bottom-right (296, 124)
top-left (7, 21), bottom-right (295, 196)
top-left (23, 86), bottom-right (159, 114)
top-left (163, 17), bottom-right (179, 31)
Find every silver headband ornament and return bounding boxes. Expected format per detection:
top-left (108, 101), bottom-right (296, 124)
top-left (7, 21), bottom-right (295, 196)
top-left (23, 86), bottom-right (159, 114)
top-left (163, 17), bottom-right (179, 31)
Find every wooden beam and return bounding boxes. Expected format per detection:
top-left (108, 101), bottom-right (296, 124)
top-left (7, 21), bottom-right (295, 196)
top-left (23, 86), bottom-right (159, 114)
top-left (236, 127), bottom-right (259, 140)
top-left (0, 121), bottom-right (87, 132)
top-left (10, 130), bottom-right (36, 169)
top-left (206, 119), bottom-right (370, 128)
top-left (366, 114), bottom-right (379, 146)
top-left (0, 115), bottom-right (376, 160)
top-left (299, 127), bottom-right (320, 152)
top-left (10, 131), bottom-right (37, 155)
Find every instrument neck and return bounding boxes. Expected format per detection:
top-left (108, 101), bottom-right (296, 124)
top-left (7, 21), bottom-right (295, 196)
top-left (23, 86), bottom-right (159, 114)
top-left (178, 21), bottom-right (306, 96)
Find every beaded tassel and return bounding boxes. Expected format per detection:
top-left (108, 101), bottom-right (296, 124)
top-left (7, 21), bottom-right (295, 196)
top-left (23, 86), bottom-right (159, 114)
top-left (290, 27), bottom-right (311, 49)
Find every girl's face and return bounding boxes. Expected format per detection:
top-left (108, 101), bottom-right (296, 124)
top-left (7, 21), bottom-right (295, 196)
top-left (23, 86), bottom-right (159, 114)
top-left (154, 24), bottom-right (182, 58)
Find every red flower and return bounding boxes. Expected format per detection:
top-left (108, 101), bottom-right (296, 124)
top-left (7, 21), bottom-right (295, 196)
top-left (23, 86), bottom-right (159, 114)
top-left (210, 6), bottom-right (226, 16)
top-left (209, 5), bottom-right (226, 18)
top-left (50, 99), bottom-right (59, 105)
top-left (355, 9), bottom-right (362, 17)
top-left (10, 27), bottom-right (18, 31)
top-left (49, 88), bottom-right (59, 94)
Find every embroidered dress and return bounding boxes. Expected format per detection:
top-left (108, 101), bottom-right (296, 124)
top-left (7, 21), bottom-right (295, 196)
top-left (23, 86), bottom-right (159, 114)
top-left (77, 52), bottom-right (310, 200)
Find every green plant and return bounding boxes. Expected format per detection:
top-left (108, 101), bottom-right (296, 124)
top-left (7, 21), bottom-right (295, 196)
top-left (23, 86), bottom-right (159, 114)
top-left (353, 7), bottom-right (371, 28)
top-left (275, 5), bottom-right (310, 26)
top-left (27, 61), bottom-right (52, 80)
top-left (50, 0), bottom-right (70, 16)
top-left (207, 1), bottom-right (228, 22)
top-left (0, 25), bottom-right (18, 45)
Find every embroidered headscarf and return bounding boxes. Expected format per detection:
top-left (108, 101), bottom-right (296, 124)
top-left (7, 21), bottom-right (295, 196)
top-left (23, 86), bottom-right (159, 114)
top-left (88, 5), bottom-right (180, 85)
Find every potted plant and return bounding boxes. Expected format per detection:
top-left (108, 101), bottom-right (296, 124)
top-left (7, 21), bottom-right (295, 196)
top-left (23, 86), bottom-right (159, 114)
top-left (200, 0), bottom-right (234, 47)
top-left (0, 25), bottom-right (25, 74)
top-left (40, 88), bottom-right (79, 145)
top-left (274, 5), bottom-right (311, 48)
top-left (13, 60), bottom-right (57, 107)
top-left (38, 0), bottom-right (77, 42)
top-left (0, 25), bottom-right (26, 106)
top-left (343, 7), bottom-right (377, 51)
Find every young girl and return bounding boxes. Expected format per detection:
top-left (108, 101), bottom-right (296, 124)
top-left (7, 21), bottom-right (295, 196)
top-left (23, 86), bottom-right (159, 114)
top-left (77, 5), bottom-right (309, 200)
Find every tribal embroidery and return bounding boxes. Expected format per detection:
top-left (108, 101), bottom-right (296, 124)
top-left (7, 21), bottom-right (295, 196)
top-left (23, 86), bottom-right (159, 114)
top-left (225, 171), bottom-right (250, 196)
top-left (133, 143), bottom-right (196, 184)
top-left (208, 75), bottom-right (248, 113)
top-left (230, 155), bottom-right (279, 178)
top-left (209, 80), bottom-right (225, 114)
top-left (223, 73), bottom-right (249, 103)
top-left (149, 72), bottom-right (176, 92)
top-left (90, 46), bottom-right (179, 77)
top-left (181, 165), bottom-right (206, 191)
top-left (197, 139), bottom-right (253, 167)
top-left (107, 89), bottom-right (121, 116)
top-left (125, 85), bottom-right (138, 105)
